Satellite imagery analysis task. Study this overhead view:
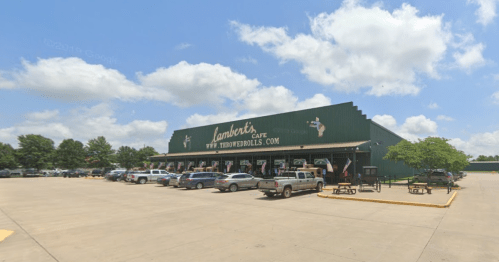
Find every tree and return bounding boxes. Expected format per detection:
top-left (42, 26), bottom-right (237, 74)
top-left (135, 146), bottom-right (158, 167)
top-left (56, 139), bottom-right (86, 169)
top-left (0, 142), bottom-right (18, 169)
top-left (87, 136), bottom-right (114, 168)
top-left (17, 134), bottom-right (55, 171)
top-left (384, 137), bottom-right (470, 177)
top-left (475, 155), bottom-right (499, 161)
top-left (116, 146), bottom-right (137, 170)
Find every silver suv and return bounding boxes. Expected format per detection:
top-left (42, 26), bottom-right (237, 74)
top-left (214, 173), bottom-right (262, 192)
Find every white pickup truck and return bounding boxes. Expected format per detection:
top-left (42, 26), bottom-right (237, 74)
top-left (258, 171), bottom-right (323, 198)
top-left (129, 169), bottom-right (169, 184)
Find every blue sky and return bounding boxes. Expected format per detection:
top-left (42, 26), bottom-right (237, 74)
top-left (0, 0), bottom-right (498, 157)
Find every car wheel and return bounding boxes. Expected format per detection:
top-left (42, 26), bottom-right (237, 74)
top-left (316, 182), bottom-right (323, 192)
top-left (229, 184), bottom-right (238, 192)
top-left (255, 182), bottom-right (260, 189)
top-left (174, 185), bottom-right (178, 188)
top-left (196, 183), bottom-right (203, 189)
top-left (116, 177), bottom-right (121, 182)
top-left (265, 193), bottom-right (275, 197)
top-left (283, 187), bottom-right (292, 198)
top-left (219, 189), bottom-right (226, 192)
top-left (138, 178), bottom-right (147, 184)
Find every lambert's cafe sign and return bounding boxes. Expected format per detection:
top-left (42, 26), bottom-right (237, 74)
top-left (206, 121), bottom-right (280, 150)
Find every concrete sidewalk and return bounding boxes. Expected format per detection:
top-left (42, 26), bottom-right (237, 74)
top-left (321, 184), bottom-right (456, 207)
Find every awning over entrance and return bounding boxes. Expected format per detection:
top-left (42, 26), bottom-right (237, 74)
top-left (151, 140), bottom-right (370, 159)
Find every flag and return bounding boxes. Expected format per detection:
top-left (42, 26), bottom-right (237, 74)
top-left (150, 163), bottom-right (154, 169)
top-left (158, 162), bottom-right (164, 168)
top-left (326, 159), bottom-right (333, 172)
top-left (213, 161), bottom-right (217, 168)
top-left (344, 170), bottom-right (348, 177)
top-left (227, 162), bottom-right (232, 172)
top-left (261, 162), bottom-right (266, 173)
top-left (343, 158), bottom-right (351, 173)
top-left (303, 160), bottom-right (307, 168)
top-left (144, 163), bottom-right (147, 168)
top-left (177, 162), bottom-right (181, 170)
top-left (187, 162), bottom-right (193, 170)
top-left (279, 162), bottom-right (285, 169)
top-left (199, 161), bottom-right (204, 168)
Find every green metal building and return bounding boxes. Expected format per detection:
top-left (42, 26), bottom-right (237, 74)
top-left (151, 102), bottom-right (413, 183)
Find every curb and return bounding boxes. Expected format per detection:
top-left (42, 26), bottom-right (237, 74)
top-left (317, 191), bottom-right (457, 208)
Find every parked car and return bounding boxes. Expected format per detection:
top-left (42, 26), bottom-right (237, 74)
top-left (179, 172), bottom-right (223, 189)
top-left (106, 170), bottom-right (125, 181)
top-left (156, 174), bottom-right (178, 186)
top-left (91, 169), bottom-right (103, 177)
top-left (129, 169), bottom-right (169, 184)
top-left (63, 170), bottom-right (87, 178)
top-left (23, 168), bottom-right (39, 177)
top-left (0, 170), bottom-right (11, 178)
top-left (459, 171), bottom-right (467, 177)
top-left (414, 170), bottom-right (453, 184)
top-left (169, 174), bottom-right (182, 188)
top-left (214, 173), bottom-right (262, 192)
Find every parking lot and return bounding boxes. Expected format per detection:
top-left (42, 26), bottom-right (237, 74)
top-left (0, 173), bottom-right (498, 262)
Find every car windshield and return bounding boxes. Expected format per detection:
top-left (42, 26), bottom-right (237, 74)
top-left (279, 172), bottom-right (296, 178)
top-left (218, 175), bottom-right (229, 179)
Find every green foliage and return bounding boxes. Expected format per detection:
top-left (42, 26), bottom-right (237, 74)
top-left (17, 134), bottom-right (55, 171)
top-left (475, 155), bottom-right (499, 161)
top-left (56, 139), bottom-right (86, 169)
top-left (116, 146), bottom-right (137, 170)
top-left (384, 137), bottom-right (470, 175)
top-left (0, 142), bottom-right (18, 169)
top-left (87, 136), bottom-right (115, 168)
top-left (135, 146), bottom-right (158, 167)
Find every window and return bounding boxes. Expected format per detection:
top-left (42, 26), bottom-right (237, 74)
top-left (233, 175), bottom-right (244, 179)
top-left (305, 173), bottom-right (314, 179)
top-left (152, 171), bottom-right (159, 174)
top-left (244, 175), bottom-right (253, 179)
top-left (298, 173), bottom-right (305, 179)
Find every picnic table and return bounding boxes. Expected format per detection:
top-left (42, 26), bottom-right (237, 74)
top-left (409, 183), bottom-right (432, 194)
top-left (333, 183), bottom-right (356, 194)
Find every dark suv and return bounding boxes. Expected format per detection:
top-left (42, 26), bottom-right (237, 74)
top-left (91, 169), bottom-right (103, 177)
top-left (179, 172), bottom-right (223, 189)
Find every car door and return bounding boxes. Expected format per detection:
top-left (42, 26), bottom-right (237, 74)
top-left (244, 174), bottom-right (256, 188)
top-left (297, 172), bottom-right (306, 190)
top-left (305, 172), bottom-right (315, 189)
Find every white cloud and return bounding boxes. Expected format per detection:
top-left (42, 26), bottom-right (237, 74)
top-left (0, 73), bottom-right (15, 89)
top-left (450, 130), bottom-right (499, 157)
top-left (0, 103), bottom-right (170, 153)
top-left (138, 61), bottom-right (261, 107)
top-left (237, 56), bottom-right (258, 64)
top-left (184, 91), bottom-right (331, 128)
top-left (468, 0), bottom-right (498, 26)
top-left (493, 91), bottom-right (499, 104)
top-left (428, 102), bottom-right (439, 109)
top-left (452, 33), bottom-right (486, 71)
top-left (437, 115), bottom-right (455, 121)
top-left (175, 43), bottom-right (193, 50)
top-left (24, 110), bottom-right (59, 121)
top-left (372, 114), bottom-right (397, 130)
top-left (232, 1), bottom-right (452, 96)
top-left (373, 114), bottom-right (438, 141)
top-left (13, 57), bottom-right (169, 102)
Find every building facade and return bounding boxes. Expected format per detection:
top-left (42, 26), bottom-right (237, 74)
top-left (151, 102), bottom-right (413, 183)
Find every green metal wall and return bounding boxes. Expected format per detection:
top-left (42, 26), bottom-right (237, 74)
top-left (464, 162), bottom-right (499, 171)
top-left (169, 102), bottom-right (371, 154)
top-left (369, 121), bottom-right (415, 179)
